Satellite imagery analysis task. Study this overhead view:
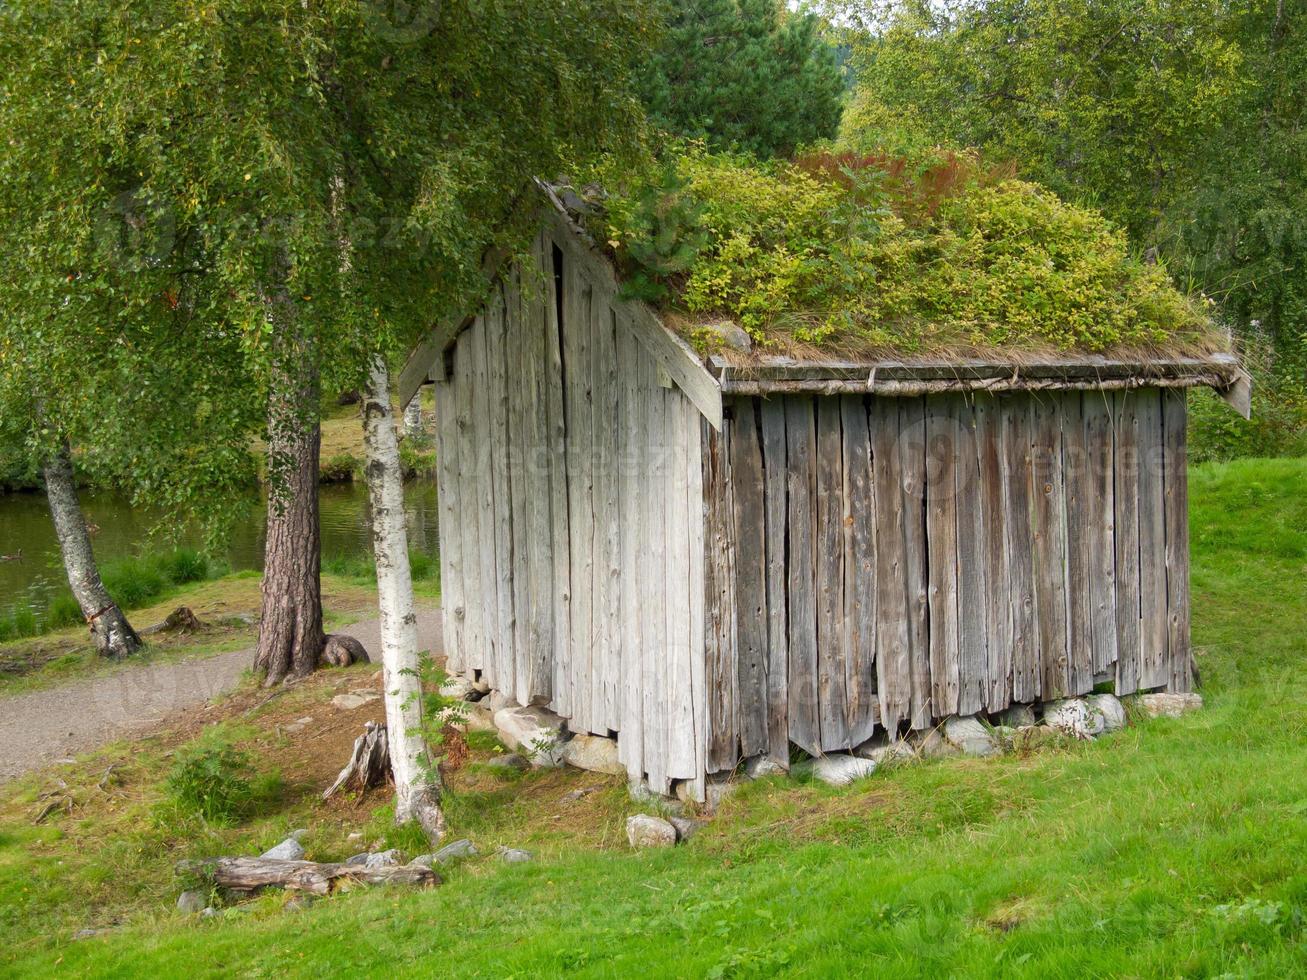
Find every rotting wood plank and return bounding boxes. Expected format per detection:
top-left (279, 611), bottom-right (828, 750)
top-left (871, 398), bottom-right (911, 734)
top-left (616, 315), bottom-right (643, 778)
top-left (815, 397), bottom-right (850, 750)
top-left (488, 285), bottom-right (518, 700)
top-left (591, 295), bottom-right (622, 733)
top-left (667, 394), bottom-right (697, 780)
top-left (469, 310), bottom-right (500, 686)
top-left (1083, 392), bottom-right (1118, 678)
top-left (562, 263), bottom-right (594, 730)
top-left (1112, 390), bottom-right (1143, 696)
top-left (925, 396), bottom-right (961, 718)
top-left (974, 394), bottom-right (1012, 713)
top-left (521, 234), bottom-right (554, 703)
top-left (705, 414), bottom-right (737, 772)
top-left (504, 269), bottom-right (531, 705)
top-left (841, 395), bottom-right (878, 746)
top-left (643, 370), bottom-right (670, 791)
top-left (432, 360), bottom-right (464, 676)
top-left (952, 395), bottom-right (988, 716)
top-left (729, 397), bottom-right (769, 759)
top-left (1063, 393), bottom-right (1095, 696)
top-left (1001, 394), bottom-right (1039, 704)
top-left (1162, 389), bottom-right (1192, 692)
top-left (759, 398), bottom-right (790, 764)
top-left (451, 331), bottom-right (482, 679)
top-left (785, 397), bottom-right (820, 753)
top-left (1030, 394), bottom-right (1069, 700)
top-left (898, 398), bottom-right (932, 728)
top-left (1137, 391), bottom-right (1170, 690)
top-left (543, 234), bottom-right (573, 719)
top-left (686, 398), bottom-right (708, 800)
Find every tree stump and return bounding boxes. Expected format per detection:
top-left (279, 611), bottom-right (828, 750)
top-left (323, 721), bottom-right (390, 801)
top-left (319, 634), bottom-right (370, 668)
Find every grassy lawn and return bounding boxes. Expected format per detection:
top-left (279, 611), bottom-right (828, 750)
top-left (1, 458), bottom-right (1304, 978)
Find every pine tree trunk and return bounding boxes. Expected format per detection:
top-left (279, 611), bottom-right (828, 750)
top-left (362, 356), bottom-right (445, 844)
top-left (254, 292), bottom-right (325, 686)
top-left (42, 441), bottom-right (141, 659)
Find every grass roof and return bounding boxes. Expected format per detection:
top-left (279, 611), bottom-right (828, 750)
top-left (588, 148), bottom-right (1225, 363)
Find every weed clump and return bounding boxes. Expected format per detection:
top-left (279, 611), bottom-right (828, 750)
top-left (163, 740), bottom-right (275, 826)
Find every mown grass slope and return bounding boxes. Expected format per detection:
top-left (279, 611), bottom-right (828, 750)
top-left (3, 458), bottom-right (1304, 978)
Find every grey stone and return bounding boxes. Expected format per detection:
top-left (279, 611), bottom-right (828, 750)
top-left (560, 785), bottom-right (601, 803)
top-left (796, 753), bottom-right (878, 786)
top-left (626, 813), bottom-right (678, 849)
top-left (439, 677), bottom-right (477, 701)
top-left (561, 734), bottom-right (625, 776)
top-left (331, 692), bottom-right (373, 711)
top-left (177, 889), bottom-right (208, 914)
top-left (1137, 692), bottom-right (1204, 719)
top-left (996, 704), bottom-right (1037, 728)
top-left (288, 828), bottom-right (308, 841)
top-left (1012, 724), bottom-right (1062, 750)
top-left (499, 847), bottom-right (532, 864)
top-left (1086, 693), bottom-right (1128, 733)
top-left (432, 839), bottom-right (478, 864)
top-left (485, 753), bottom-right (530, 771)
top-left (345, 848), bottom-right (404, 868)
top-left (913, 728), bottom-right (961, 759)
top-left (701, 319), bottom-right (753, 352)
top-left (1043, 698), bottom-right (1105, 738)
top-left (199, 907), bottom-right (223, 920)
top-left (493, 706), bottom-right (567, 766)
top-left (853, 734), bottom-right (917, 765)
top-left (487, 690), bottom-right (518, 714)
top-left (282, 716), bottom-right (314, 734)
top-left (471, 676), bottom-right (491, 695)
top-left (943, 716), bottom-right (1000, 757)
top-left (675, 776), bottom-right (736, 811)
top-left (260, 837), bottom-right (305, 861)
top-left (743, 755), bottom-right (789, 779)
top-left (668, 815), bottom-right (705, 842)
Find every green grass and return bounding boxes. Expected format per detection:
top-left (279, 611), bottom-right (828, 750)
top-left (322, 548), bottom-right (441, 598)
top-left (2, 458), bottom-right (1305, 977)
top-left (0, 548), bottom-right (221, 643)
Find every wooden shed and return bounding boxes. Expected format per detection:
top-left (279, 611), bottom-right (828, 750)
top-left (408, 186), bottom-right (1249, 802)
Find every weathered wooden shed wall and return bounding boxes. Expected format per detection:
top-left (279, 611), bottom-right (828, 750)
top-left (702, 388), bottom-right (1191, 772)
top-left (433, 226), bottom-right (708, 797)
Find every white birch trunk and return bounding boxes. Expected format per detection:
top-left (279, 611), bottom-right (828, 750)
top-left (362, 355), bottom-right (445, 844)
top-left (402, 397), bottom-right (423, 438)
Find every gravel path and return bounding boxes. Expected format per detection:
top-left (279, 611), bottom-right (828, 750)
top-left (0, 607), bottom-right (442, 783)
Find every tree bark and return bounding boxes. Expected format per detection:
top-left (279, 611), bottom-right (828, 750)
top-left (254, 286), bottom-right (325, 685)
top-left (42, 441), bottom-right (142, 659)
top-left (362, 355), bottom-right (445, 844)
top-left (402, 396), bottom-right (423, 438)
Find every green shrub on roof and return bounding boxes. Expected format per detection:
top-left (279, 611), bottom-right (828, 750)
top-left (599, 147), bottom-right (1216, 356)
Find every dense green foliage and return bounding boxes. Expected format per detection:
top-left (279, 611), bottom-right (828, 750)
top-left (0, 0), bottom-right (650, 536)
top-left (0, 548), bottom-right (216, 642)
top-left (635, 0), bottom-right (844, 157)
top-left (164, 741), bottom-right (261, 826)
top-left (840, 0), bottom-right (1306, 451)
top-left (3, 456), bottom-right (1303, 975)
top-left (603, 148), bottom-right (1212, 353)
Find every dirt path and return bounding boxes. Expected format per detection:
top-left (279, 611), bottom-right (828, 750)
top-left (0, 607), bottom-right (442, 783)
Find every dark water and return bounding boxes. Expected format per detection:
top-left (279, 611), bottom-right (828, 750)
top-left (0, 482), bottom-right (440, 616)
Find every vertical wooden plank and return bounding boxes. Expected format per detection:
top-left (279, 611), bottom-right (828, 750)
top-left (470, 311), bottom-right (500, 686)
top-left (1062, 393), bottom-right (1094, 696)
top-left (1002, 394), bottom-right (1039, 704)
top-left (616, 316), bottom-right (643, 777)
top-left (925, 395), bottom-right (961, 718)
top-left (704, 411), bottom-right (737, 772)
top-left (453, 330), bottom-right (483, 678)
top-left (666, 394), bottom-right (697, 779)
top-left (952, 395), bottom-right (988, 716)
top-left (591, 296), bottom-right (621, 732)
top-left (488, 285), bottom-right (517, 700)
top-left (974, 394), bottom-right (1012, 712)
top-left (898, 398), bottom-right (932, 728)
top-left (562, 264), bottom-right (594, 730)
top-left (1163, 389), bottom-right (1192, 692)
top-left (543, 236), bottom-right (572, 718)
top-left (503, 270), bottom-right (531, 706)
top-left (841, 395), bottom-right (878, 745)
top-left (1112, 389), bottom-right (1142, 696)
top-left (643, 368), bottom-right (670, 790)
top-left (432, 363), bottom-right (464, 676)
top-left (785, 397), bottom-right (820, 754)
top-left (1137, 390), bottom-right (1170, 690)
top-left (521, 234), bottom-right (554, 703)
top-left (1083, 392), bottom-right (1118, 678)
top-left (815, 398), bottom-right (849, 750)
top-left (686, 400), bottom-right (707, 798)
top-left (871, 398), bottom-right (910, 733)
top-left (759, 398), bottom-right (790, 764)
top-left (1030, 394), bottom-right (1069, 700)
top-left (729, 398), bottom-right (769, 759)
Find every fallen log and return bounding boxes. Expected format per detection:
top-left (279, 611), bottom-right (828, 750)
top-left (183, 857), bottom-right (440, 895)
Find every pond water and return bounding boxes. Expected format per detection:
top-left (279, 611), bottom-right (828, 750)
top-left (0, 481), bottom-right (440, 619)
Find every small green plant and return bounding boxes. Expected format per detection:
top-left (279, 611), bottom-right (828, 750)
top-left (164, 741), bottom-right (258, 825)
top-left (319, 453), bottom-right (359, 483)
